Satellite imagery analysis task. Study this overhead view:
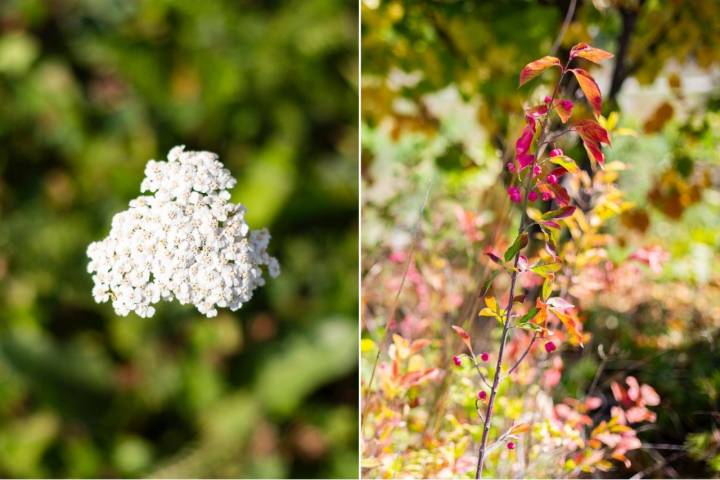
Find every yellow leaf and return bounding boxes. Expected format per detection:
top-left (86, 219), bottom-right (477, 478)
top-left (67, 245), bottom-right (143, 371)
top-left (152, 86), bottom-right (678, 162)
top-left (361, 338), bottom-right (377, 353)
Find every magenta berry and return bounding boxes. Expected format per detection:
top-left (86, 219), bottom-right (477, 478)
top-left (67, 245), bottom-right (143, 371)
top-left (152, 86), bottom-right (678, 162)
top-left (507, 441), bottom-right (515, 450)
top-left (544, 341), bottom-right (557, 353)
top-left (547, 174), bottom-right (558, 185)
top-left (507, 186), bottom-right (522, 203)
top-left (541, 191), bottom-right (552, 201)
top-left (528, 191), bottom-right (538, 202)
top-left (560, 99), bottom-right (573, 110)
top-left (480, 351), bottom-right (489, 362)
top-left (532, 164), bottom-right (542, 178)
top-left (453, 355), bottom-right (462, 366)
top-left (550, 148), bottom-right (564, 157)
top-left (478, 390), bottom-right (487, 401)
top-left (543, 95), bottom-right (551, 104)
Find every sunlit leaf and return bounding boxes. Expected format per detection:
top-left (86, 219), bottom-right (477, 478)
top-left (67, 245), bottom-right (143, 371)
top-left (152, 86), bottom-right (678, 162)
top-left (569, 43), bottom-right (614, 64)
top-left (519, 56), bottom-right (561, 86)
top-left (570, 68), bottom-right (603, 118)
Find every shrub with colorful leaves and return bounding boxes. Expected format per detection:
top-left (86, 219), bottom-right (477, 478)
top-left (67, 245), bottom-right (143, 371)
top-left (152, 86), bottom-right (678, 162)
top-left (361, 43), bottom-right (661, 479)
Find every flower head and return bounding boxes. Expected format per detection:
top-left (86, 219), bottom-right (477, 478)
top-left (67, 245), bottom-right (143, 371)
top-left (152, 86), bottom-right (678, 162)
top-left (87, 146), bottom-right (280, 318)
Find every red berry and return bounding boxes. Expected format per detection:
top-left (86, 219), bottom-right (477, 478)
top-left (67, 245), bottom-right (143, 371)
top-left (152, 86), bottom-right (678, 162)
top-left (453, 355), bottom-right (462, 366)
top-left (480, 352), bottom-right (489, 362)
top-left (507, 186), bottom-right (522, 203)
top-left (507, 441), bottom-right (515, 450)
top-left (550, 148), bottom-right (564, 157)
top-left (478, 390), bottom-right (487, 401)
top-left (544, 341), bottom-right (557, 353)
top-left (547, 174), bottom-right (558, 185)
top-left (528, 191), bottom-right (538, 202)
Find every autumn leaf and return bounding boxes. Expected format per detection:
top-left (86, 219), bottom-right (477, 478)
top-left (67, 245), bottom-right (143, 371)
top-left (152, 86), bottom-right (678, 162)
top-left (452, 325), bottom-right (473, 352)
top-left (570, 68), bottom-right (603, 118)
top-left (519, 56), bottom-right (562, 87)
top-left (542, 206), bottom-right (576, 220)
top-left (553, 99), bottom-right (574, 123)
top-left (549, 155), bottom-right (579, 173)
top-left (575, 120), bottom-right (611, 165)
top-left (570, 43), bottom-right (614, 64)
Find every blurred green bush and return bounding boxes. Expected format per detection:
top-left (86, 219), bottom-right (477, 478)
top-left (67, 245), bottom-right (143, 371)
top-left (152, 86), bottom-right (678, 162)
top-left (0, 0), bottom-right (357, 478)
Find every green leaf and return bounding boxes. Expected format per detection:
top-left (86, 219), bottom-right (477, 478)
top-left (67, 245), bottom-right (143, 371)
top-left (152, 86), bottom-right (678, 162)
top-left (542, 276), bottom-right (554, 300)
top-left (516, 306), bottom-right (538, 325)
top-left (531, 261), bottom-right (562, 277)
top-left (504, 233), bottom-right (528, 262)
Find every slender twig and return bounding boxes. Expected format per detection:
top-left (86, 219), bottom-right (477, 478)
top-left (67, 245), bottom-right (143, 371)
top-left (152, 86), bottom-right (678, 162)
top-left (362, 179), bottom-right (433, 421)
top-left (550, 0), bottom-right (578, 56)
top-left (474, 60), bottom-right (570, 479)
top-left (507, 332), bottom-right (538, 376)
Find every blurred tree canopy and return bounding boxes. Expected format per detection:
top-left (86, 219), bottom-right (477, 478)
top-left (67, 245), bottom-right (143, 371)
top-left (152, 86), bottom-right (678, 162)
top-left (362, 0), bottom-right (720, 476)
top-left (0, 0), bottom-right (357, 478)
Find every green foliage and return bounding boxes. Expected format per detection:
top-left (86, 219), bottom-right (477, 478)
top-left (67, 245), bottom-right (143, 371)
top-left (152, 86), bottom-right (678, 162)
top-left (0, 0), bottom-right (357, 477)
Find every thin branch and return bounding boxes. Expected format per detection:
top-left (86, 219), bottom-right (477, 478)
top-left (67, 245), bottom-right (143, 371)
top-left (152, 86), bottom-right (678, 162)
top-left (362, 179), bottom-right (433, 420)
top-left (507, 333), bottom-right (538, 376)
top-left (550, 0), bottom-right (578, 56)
top-left (475, 62), bottom-right (569, 479)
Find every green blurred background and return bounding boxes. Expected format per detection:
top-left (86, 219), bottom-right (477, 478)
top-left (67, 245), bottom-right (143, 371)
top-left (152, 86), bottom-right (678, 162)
top-left (0, 0), bottom-right (357, 478)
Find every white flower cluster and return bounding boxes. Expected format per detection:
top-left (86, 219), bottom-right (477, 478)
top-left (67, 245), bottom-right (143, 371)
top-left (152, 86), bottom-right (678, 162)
top-left (87, 146), bottom-right (280, 318)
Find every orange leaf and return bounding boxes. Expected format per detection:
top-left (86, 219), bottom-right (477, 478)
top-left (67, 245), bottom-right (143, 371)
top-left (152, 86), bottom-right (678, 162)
top-left (451, 325), bottom-right (472, 351)
top-left (570, 43), bottom-right (614, 63)
top-left (553, 99), bottom-right (573, 123)
top-left (510, 423), bottom-right (531, 434)
top-left (571, 68), bottom-right (603, 118)
top-left (519, 56), bottom-right (562, 87)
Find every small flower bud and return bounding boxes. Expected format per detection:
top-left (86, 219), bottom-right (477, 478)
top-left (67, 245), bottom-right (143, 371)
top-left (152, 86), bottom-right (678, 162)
top-left (478, 390), bottom-right (487, 401)
top-left (507, 441), bottom-right (515, 450)
top-left (528, 191), bottom-right (538, 202)
top-left (547, 174), bottom-right (558, 185)
top-left (550, 148), bottom-right (564, 157)
top-left (480, 352), bottom-right (489, 362)
top-left (507, 186), bottom-right (522, 203)
top-left (544, 341), bottom-right (557, 353)
top-left (543, 95), bottom-right (552, 104)
top-left (541, 191), bottom-right (553, 201)
top-left (506, 162), bottom-right (516, 173)
top-left (453, 355), bottom-right (462, 366)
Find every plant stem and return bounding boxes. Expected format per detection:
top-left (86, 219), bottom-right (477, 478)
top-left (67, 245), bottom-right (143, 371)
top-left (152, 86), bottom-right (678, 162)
top-left (474, 66), bottom-right (567, 479)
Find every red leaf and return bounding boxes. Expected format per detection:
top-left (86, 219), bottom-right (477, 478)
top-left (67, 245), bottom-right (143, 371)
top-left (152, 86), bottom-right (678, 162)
top-left (570, 43), bottom-right (614, 64)
top-left (575, 120), bottom-right (611, 145)
top-left (451, 325), bottom-right (472, 351)
top-left (553, 99), bottom-right (573, 123)
top-left (570, 68), bottom-right (603, 118)
top-left (576, 120), bottom-right (611, 165)
top-left (519, 56), bottom-right (562, 87)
